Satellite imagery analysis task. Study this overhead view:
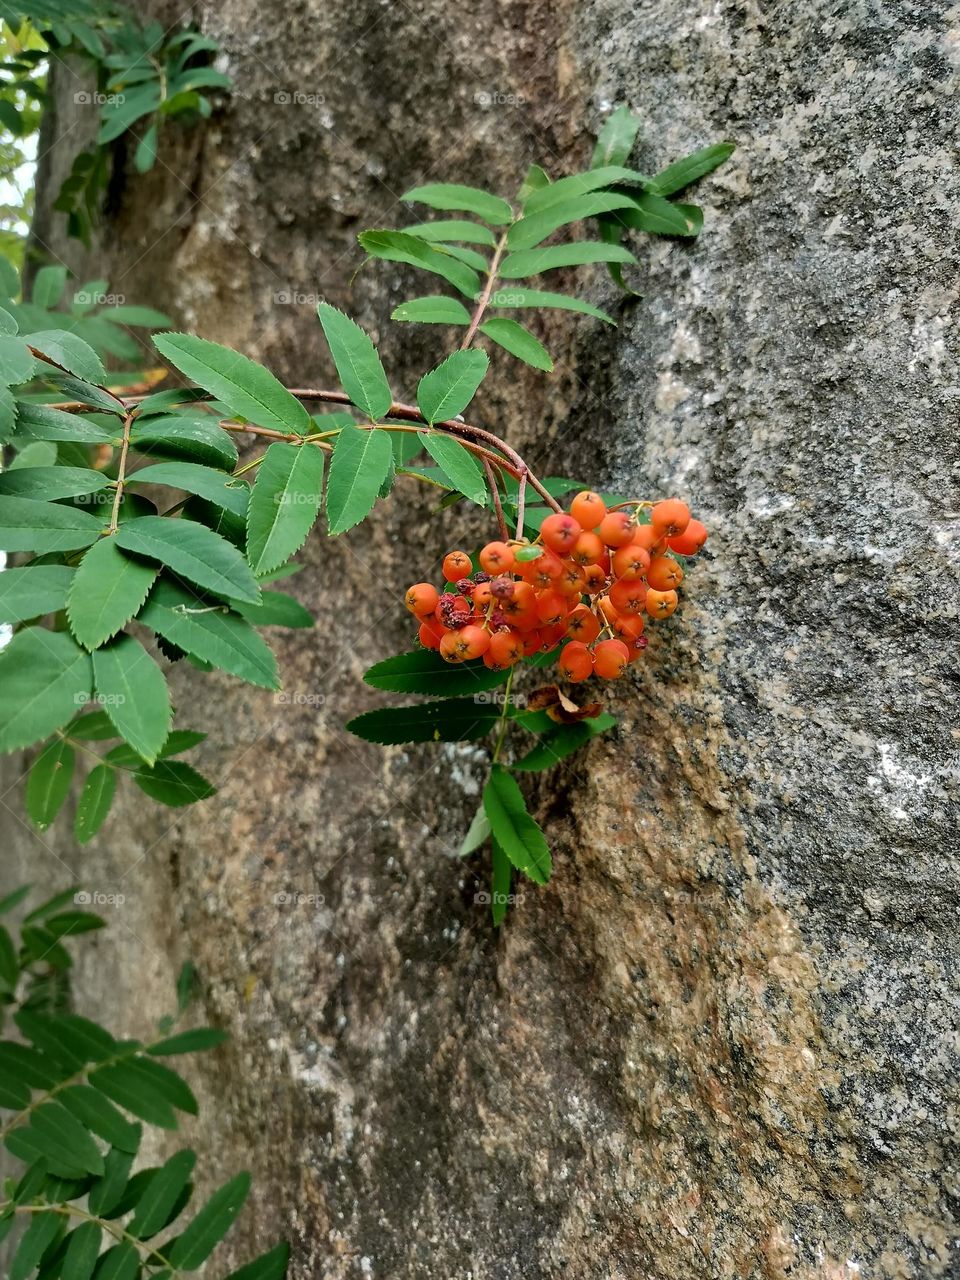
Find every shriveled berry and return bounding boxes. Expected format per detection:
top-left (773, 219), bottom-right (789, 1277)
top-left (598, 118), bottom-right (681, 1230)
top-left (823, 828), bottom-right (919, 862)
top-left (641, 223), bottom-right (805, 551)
top-left (650, 499), bottom-right (690, 538)
top-left (490, 575), bottom-right (515, 600)
top-left (442, 550), bottom-right (472, 581)
top-left (646, 554), bottom-right (684, 590)
top-left (667, 518), bottom-right (707, 556)
top-left (473, 570), bottom-right (491, 583)
top-left (598, 511), bottom-right (636, 548)
top-left (593, 638), bottom-right (630, 679)
top-left (540, 512), bottom-right (582, 554)
top-left (479, 541), bottom-right (515, 574)
top-left (456, 577), bottom-right (475, 596)
top-left (570, 490), bottom-right (607, 529)
top-left (405, 583), bottom-right (440, 617)
top-left (436, 594), bottom-right (471, 628)
top-left (558, 641), bottom-right (594, 682)
top-left (625, 635), bottom-right (648, 662)
top-left (645, 588), bottom-right (679, 619)
top-left (612, 544), bottom-right (651, 581)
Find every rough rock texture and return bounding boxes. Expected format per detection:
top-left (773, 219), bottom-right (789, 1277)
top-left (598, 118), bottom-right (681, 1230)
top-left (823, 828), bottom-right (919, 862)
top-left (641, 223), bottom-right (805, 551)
top-left (3, 1), bottom-right (959, 1276)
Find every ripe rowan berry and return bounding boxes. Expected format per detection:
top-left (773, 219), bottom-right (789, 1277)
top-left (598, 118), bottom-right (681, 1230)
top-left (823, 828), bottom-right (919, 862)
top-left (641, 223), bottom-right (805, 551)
top-left (612, 612), bottom-right (645, 641)
top-left (598, 511), bottom-right (635, 548)
top-left (521, 630), bottom-right (544, 655)
top-left (442, 550), bottom-right (472, 581)
top-left (609, 578), bottom-right (647, 615)
top-left (570, 490), bottom-right (607, 529)
top-left (566, 604), bottom-right (601, 644)
top-left (646, 554), bottom-right (684, 591)
top-left (556, 561), bottom-right (587, 597)
top-left (439, 631), bottom-right (463, 663)
top-left (612, 544), bottom-right (651, 581)
top-left (502, 581), bottom-right (538, 630)
top-left (558, 641), bottom-right (594, 682)
top-left (582, 563), bottom-right (607, 594)
top-left (488, 629), bottom-right (524, 668)
top-left (631, 524), bottom-right (661, 552)
top-left (442, 624), bottom-right (490, 662)
top-left (473, 582), bottom-right (494, 609)
top-left (405, 583), bottom-right (440, 617)
top-left (535, 589), bottom-right (568, 626)
top-left (650, 499), bottom-right (690, 538)
top-left (539, 622), bottom-right (568, 651)
top-left (593, 638), bottom-right (630, 679)
top-left (519, 549), bottom-right (563, 589)
top-left (571, 530), bottom-right (605, 565)
top-left (598, 595), bottom-right (619, 625)
top-left (479, 540), bottom-right (515, 574)
top-left (418, 619), bottom-right (444, 650)
top-left (540, 512), bottom-right (582, 555)
top-left (645, 588), bottom-right (679, 619)
top-left (667, 518), bottom-right (707, 556)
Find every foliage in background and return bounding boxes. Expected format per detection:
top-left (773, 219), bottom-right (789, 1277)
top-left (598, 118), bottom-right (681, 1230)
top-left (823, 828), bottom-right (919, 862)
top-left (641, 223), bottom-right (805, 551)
top-left (0, 884), bottom-right (288, 1278)
top-left (0, 107), bottom-right (732, 924)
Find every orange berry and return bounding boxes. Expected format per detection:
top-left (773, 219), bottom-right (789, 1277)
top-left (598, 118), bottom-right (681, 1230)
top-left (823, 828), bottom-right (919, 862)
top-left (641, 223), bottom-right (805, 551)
top-left (405, 582), bottom-right (440, 617)
top-left (479, 540), bottom-right (515, 574)
top-left (570, 490), bottom-right (607, 529)
top-left (582, 563), bottom-right (607, 594)
top-left (488, 629), bottom-right (524, 667)
top-left (540, 512), bottom-right (582, 555)
top-left (612, 612), bottom-right (645, 641)
top-left (645, 588), bottom-right (679, 619)
top-left (536, 589), bottom-right (568, 626)
top-left (442, 550), bottom-right (472, 581)
top-left (609, 579), bottom-right (647, 615)
top-left (521, 629), bottom-right (544, 655)
top-left (443, 624), bottom-right (490, 660)
top-left (558, 641), bottom-right (594, 682)
top-left (502, 581), bottom-right (538, 630)
top-left (612, 544), bottom-right (651, 581)
top-left (440, 631), bottom-right (463, 663)
top-left (667, 519), bottom-right (707, 556)
top-left (598, 511), bottom-right (636, 548)
top-left (631, 525), bottom-right (661, 552)
top-left (646, 554), bottom-right (684, 591)
top-left (519, 549), bottom-right (563, 589)
top-left (593, 638), bottom-right (630, 679)
top-left (567, 604), bottom-right (600, 644)
top-left (418, 619), bottom-right (444, 650)
top-left (598, 595), bottom-right (618, 625)
top-left (473, 582), bottom-right (494, 608)
top-left (571, 530), bottom-right (605, 565)
top-left (556, 561), bottom-right (586, 597)
top-left (539, 622), bottom-right (568, 651)
top-left (651, 499), bottom-right (690, 538)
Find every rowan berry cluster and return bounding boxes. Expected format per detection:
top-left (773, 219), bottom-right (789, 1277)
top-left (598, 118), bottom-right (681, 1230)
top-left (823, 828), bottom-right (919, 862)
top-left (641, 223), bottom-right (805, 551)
top-left (404, 492), bottom-right (707, 681)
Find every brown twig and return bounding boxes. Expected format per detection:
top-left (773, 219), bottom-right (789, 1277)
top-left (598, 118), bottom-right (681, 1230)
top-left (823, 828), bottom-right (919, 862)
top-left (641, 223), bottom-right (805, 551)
top-left (461, 231), bottom-right (508, 350)
top-left (483, 457), bottom-right (509, 540)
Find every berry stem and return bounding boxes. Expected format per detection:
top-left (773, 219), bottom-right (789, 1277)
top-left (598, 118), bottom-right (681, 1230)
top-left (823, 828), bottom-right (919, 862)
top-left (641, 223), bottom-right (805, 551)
top-left (515, 469), bottom-right (527, 540)
top-left (483, 457), bottom-right (509, 540)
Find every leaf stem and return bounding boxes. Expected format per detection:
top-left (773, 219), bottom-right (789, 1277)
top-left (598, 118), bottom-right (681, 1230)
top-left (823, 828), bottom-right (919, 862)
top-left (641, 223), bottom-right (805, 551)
top-left (461, 231), bottom-right (508, 349)
top-left (491, 666), bottom-right (515, 764)
top-left (106, 409), bottom-right (136, 535)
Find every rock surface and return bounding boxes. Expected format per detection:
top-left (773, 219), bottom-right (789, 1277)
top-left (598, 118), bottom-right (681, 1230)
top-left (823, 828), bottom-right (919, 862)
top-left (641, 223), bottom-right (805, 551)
top-left (3, 0), bottom-right (959, 1276)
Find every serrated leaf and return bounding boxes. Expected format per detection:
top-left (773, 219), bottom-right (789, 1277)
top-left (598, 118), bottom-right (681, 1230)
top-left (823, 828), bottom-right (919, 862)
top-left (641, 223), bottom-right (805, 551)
top-left (129, 416), bottom-right (238, 469)
top-left (514, 713), bottom-right (617, 770)
top-left (592, 105), bottom-right (642, 169)
top-left (74, 764), bottom-right (116, 844)
top-left (139, 579), bottom-right (279, 689)
top-left (10, 1209), bottom-right (60, 1280)
top-left (517, 164), bottom-right (550, 202)
top-left (418, 432), bottom-right (486, 504)
top-left (68, 537), bottom-right (159, 650)
top-left (32, 266), bottom-right (67, 309)
top-left (522, 165), bottom-right (650, 215)
top-left (401, 182), bottom-right (512, 225)
top-left (0, 334), bottom-right (36, 384)
top-left (224, 1242), bottom-right (291, 1280)
top-left (0, 466), bottom-right (110, 500)
top-left (507, 192), bottom-right (641, 251)
top-left (325, 425), bottom-right (392, 535)
top-left (416, 349), bottom-right (488, 424)
top-left (391, 296), bottom-right (471, 325)
top-left (478, 318), bottom-right (553, 371)
top-left (0, 564), bottom-right (73, 623)
top-left (92, 635), bottom-right (171, 765)
top-left (487, 289), bottom-right (614, 326)
top-left (232, 589), bottom-right (313, 628)
top-left (61, 1221), bottom-right (101, 1280)
top-left (315, 304), bottom-right (392, 421)
top-left (490, 835), bottom-right (512, 926)
top-left (130, 1149), bottom-right (197, 1239)
top-left (648, 142), bottom-right (735, 196)
top-left (25, 738), bottom-right (75, 831)
top-left (246, 442), bottom-right (324, 575)
top-left (14, 402), bottom-right (118, 444)
top-left (363, 649), bottom-right (508, 696)
top-left (115, 515), bottom-right (261, 604)
top-left (458, 805), bottom-right (491, 857)
top-left (167, 1172), bottom-right (251, 1270)
top-left (0, 495), bottom-right (104, 552)
top-left (45, 376), bottom-right (124, 414)
top-left (128, 461), bottom-right (249, 516)
top-left (133, 760), bottom-right (216, 807)
top-left (346, 697), bottom-right (499, 744)
top-left (482, 764), bottom-right (551, 884)
top-left (66, 710), bottom-right (117, 740)
top-left (0, 629), bottom-right (92, 752)
top-left (404, 220), bottom-right (497, 247)
top-left (27, 329), bottom-right (105, 383)
top-left (153, 334), bottom-right (312, 435)
top-left (7, 441), bottom-right (57, 470)
top-left (358, 231), bottom-right (480, 299)
top-left (499, 240), bottom-right (635, 279)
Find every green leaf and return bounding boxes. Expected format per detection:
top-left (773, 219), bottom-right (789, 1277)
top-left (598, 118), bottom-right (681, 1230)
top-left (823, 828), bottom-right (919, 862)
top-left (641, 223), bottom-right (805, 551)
top-left (346, 697), bottom-right (499, 745)
top-left (115, 516), bottom-right (261, 604)
top-left (59, 1084), bottom-right (141, 1153)
top-left (16, 1009), bottom-right (116, 1068)
top-left (0, 885), bottom-right (31, 915)
top-left (139, 579), bottom-right (279, 690)
top-left (357, 231), bottom-right (480, 299)
top-left (363, 649), bottom-right (508, 696)
top-left (0, 564), bottom-right (73, 623)
top-left (61, 1222), bottom-right (101, 1280)
top-left (133, 760), bottom-right (216, 808)
top-left (7, 442), bottom-right (57, 470)
top-left (25, 738), bottom-right (75, 831)
top-left (90, 1057), bottom-right (193, 1128)
top-left (167, 1172), bottom-right (251, 1270)
top-left (614, 192), bottom-right (697, 236)
top-left (22, 1099), bottom-right (105, 1174)
top-left (592, 105), bottom-right (642, 169)
top-left (416, 349), bottom-right (488, 424)
top-left (31, 266), bottom-right (67, 308)
top-left (92, 635), bottom-right (171, 765)
top-left (315, 304), bottom-right (392, 421)
top-left (26, 330), bottom-right (105, 383)
top-left (0, 304), bottom-right (16, 335)
top-left (44, 377), bottom-right (124, 415)
top-left (0, 495), bottom-right (103, 552)
top-left (648, 142), bottom-right (735, 196)
top-left (478, 318), bottom-right (553, 371)
top-left (246, 442), bottom-right (324, 575)
top-left (68, 537), bottom-right (159, 650)
top-left (418, 432), bottom-right (486, 504)
top-left (66, 710), bottom-right (117, 740)
top-left (92, 1242), bottom-right (140, 1280)
top-left (232, 590), bottom-right (313, 629)
top-left (487, 289), bottom-right (614, 326)
top-left (403, 220), bottom-right (496, 247)
top-left (507, 192), bottom-right (641, 250)
top-left (14, 402), bottom-right (118, 444)
top-left (0, 465), bottom-right (110, 500)
top-left (514, 713), bottom-right (617, 771)
top-left (10, 1210), bottom-right (61, 1280)
top-left (401, 182), bottom-right (512, 225)
top-left (135, 121), bottom-right (159, 172)
top-left (88, 1147), bottom-right (137, 1217)
top-left (325, 425), bottom-right (392, 535)
top-left (75, 764), bottom-right (116, 843)
top-left (0, 385), bottom-right (16, 442)
top-left (490, 835), bottom-right (512, 925)
top-left (153, 334), bottom-right (312, 435)
top-left (499, 240), bottom-right (635, 279)
top-left (0, 334), bottom-right (36, 384)
top-left (97, 304), bottom-right (173, 328)
top-left (224, 1242), bottom-right (291, 1280)
top-left (390, 296), bottom-right (471, 325)
top-left (517, 164), bottom-right (551, 202)
top-left (458, 805), bottom-right (491, 857)
top-left (130, 1149), bottom-right (197, 1239)
top-left (522, 165), bottom-right (649, 215)
top-left (129, 416), bottom-right (238, 469)
top-left (128, 462), bottom-right (249, 516)
top-left (148, 1027), bottom-right (228, 1056)
top-left (0, 629), bottom-right (92, 752)
top-left (482, 765), bottom-right (551, 884)
top-left (0, 923), bottom-right (19, 989)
